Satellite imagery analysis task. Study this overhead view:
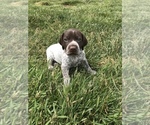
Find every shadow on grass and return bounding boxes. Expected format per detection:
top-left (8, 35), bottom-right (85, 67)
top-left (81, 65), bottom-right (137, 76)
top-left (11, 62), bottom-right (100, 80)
top-left (35, 1), bottom-right (52, 6)
top-left (62, 1), bottom-right (83, 6)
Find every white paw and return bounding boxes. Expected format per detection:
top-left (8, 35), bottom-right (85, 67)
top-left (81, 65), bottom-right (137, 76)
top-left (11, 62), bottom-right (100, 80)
top-left (64, 77), bottom-right (70, 86)
top-left (90, 70), bottom-right (96, 75)
top-left (48, 65), bottom-right (54, 70)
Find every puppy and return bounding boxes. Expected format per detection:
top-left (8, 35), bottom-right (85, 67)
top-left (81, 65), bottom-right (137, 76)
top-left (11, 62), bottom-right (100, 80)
top-left (46, 29), bottom-right (96, 85)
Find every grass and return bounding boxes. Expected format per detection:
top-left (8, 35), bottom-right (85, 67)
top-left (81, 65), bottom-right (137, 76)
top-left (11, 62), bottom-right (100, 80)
top-left (29, 0), bottom-right (122, 124)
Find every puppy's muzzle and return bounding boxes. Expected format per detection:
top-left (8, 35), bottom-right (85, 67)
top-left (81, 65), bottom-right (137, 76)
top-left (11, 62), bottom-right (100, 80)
top-left (69, 45), bottom-right (77, 51)
top-left (67, 45), bottom-right (78, 55)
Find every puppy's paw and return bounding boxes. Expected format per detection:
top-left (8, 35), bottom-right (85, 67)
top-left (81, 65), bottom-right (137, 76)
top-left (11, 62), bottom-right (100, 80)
top-left (64, 77), bottom-right (70, 86)
top-left (90, 70), bottom-right (97, 75)
top-left (48, 65), bottom-right (54, 70)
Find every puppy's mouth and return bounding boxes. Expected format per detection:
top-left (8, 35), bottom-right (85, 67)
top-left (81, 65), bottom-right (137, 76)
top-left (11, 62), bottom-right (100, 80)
top-left (66, 45), bottom-right (79, 55)
top-left (67, 51), bottom-right (78, 55)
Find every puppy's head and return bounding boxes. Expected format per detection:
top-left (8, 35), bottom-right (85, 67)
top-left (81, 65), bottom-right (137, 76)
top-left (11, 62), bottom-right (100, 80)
top-left (59, 29), bottom-right (88, 55)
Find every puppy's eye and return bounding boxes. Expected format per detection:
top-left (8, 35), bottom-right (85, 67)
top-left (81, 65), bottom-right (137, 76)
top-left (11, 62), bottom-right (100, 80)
top-left (63, 38), bottom-right (68, 42)
top-left (77, 38), bottom-right (82, 42)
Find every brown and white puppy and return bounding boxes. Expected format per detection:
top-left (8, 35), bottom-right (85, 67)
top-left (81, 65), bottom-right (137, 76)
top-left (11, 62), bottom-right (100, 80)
top-left (46, 29), bottom-right (96, 85)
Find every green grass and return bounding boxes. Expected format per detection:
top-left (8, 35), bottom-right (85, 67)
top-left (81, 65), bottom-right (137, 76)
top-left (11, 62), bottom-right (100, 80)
top-left (29, 0), bottom-right (122, 124)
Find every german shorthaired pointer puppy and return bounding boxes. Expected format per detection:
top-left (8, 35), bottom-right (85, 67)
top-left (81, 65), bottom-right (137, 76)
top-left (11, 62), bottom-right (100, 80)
top-left (46, 29), bottom-right (96, 85)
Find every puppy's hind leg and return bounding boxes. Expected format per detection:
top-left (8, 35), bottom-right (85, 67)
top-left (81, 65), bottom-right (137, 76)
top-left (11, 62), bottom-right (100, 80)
top-left (81, 59), bottom-right (96, 75)
top-left (46, 48), bottom-right (56, 70)
top-left (47, 59), bottom-right (56, 70)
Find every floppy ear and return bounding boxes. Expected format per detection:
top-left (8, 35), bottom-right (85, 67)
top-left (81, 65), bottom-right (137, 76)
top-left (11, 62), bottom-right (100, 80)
top-left (81, 33), bottom-right (88, 50)
top-left (59, 33), bottom-right (64, 49)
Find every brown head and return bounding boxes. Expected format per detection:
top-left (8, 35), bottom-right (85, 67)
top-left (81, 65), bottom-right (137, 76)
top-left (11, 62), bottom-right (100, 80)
top-left (59, 29), bottom-right (88, 55)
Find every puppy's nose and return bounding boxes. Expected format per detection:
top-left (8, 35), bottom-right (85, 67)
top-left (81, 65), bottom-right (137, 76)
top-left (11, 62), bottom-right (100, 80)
top-left (69, 45), bottom-right (77, 51)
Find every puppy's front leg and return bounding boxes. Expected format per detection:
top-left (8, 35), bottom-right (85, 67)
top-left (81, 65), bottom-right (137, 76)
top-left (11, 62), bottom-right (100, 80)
top-left (61, 65), bottom-right (70, 85)
top-left (82, 59), bottom-right (96, 75)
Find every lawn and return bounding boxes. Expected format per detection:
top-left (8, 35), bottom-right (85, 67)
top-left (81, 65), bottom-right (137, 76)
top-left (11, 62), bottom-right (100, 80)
top-left (29, 0), bottom-right (122, 124)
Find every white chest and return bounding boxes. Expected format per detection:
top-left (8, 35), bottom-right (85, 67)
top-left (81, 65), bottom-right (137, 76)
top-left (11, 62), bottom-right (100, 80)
top-left (62, 52), bottom-right (85, 67)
